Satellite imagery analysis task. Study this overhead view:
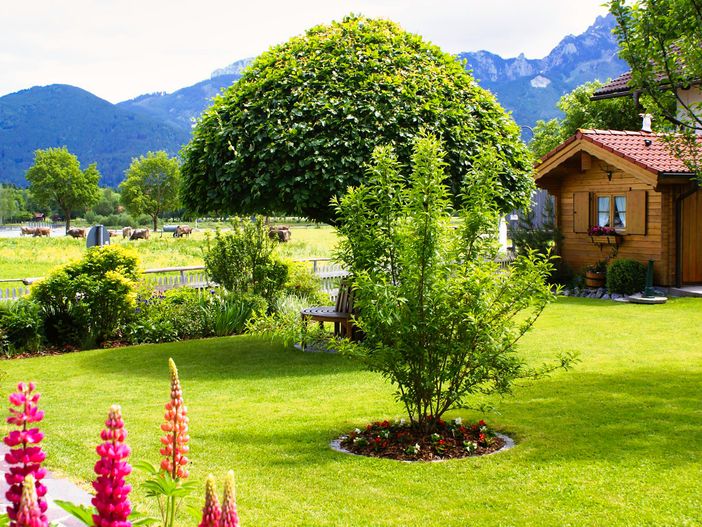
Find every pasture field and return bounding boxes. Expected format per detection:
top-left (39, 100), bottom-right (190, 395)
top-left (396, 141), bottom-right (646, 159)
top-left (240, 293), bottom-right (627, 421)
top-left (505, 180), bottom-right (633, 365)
top-left (0, 225), bottom-right (338, 280)
top-left (1, 297), bottom-right (700, 526)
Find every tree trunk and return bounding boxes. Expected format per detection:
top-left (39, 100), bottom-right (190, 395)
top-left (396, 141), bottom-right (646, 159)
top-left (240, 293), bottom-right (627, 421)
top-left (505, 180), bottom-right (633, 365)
top-left (152, 215), bottom-right (158, 233)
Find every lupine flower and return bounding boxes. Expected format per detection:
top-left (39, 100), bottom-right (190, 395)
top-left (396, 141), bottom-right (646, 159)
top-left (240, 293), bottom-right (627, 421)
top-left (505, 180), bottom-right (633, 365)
top-left (198, 475), bottom-right (221, 527)
top-left (16, 475), bottom-right (46, 527)
top-left (92, 405), bottom-right (132, 527)
top-left (4, 382), bottom-right (47, 527)
top-left (160, 358), bottom-right (190, 479)
top-left (219, 471), bottom-right (239, 527)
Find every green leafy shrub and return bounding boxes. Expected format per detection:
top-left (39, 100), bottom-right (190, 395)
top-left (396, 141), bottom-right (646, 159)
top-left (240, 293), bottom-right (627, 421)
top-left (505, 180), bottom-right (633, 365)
top-left (204, 217), bottom-right (288, 305)
top-left (0, 299), bottom-right (42, 356)
top-left (31, 245), bottom-right (139, 348)
top-left (126, 288), bottom-right (203, 344)
top-left (607, 258), bottom-right (646, 295)
top-left (334, 135), bottom-right (572, 432)
top-left (282, 260), bottom-right (328, 304)
top-left (200, 291), bottom-right (267, 337)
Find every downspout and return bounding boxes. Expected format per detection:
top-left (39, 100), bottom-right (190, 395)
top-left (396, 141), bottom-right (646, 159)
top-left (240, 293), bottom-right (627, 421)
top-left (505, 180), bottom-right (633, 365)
top-left (674, 181), bottom-right (700, 287)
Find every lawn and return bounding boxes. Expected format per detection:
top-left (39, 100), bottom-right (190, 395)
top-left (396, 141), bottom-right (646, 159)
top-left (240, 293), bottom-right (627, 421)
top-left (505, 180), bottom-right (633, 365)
top-left (1, 297), bottom-right (701, 526)
top-left (0, 225), bottom-right (338, 280)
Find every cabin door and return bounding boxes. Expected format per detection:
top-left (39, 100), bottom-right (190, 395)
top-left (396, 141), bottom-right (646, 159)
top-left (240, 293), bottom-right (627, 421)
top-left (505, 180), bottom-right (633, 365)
top-left (681, 190), bottom-right (702, 284)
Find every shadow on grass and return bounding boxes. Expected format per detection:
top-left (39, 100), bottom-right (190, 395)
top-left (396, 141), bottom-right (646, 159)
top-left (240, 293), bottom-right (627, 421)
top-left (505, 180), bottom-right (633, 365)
top-left (78, 335), bottom-right (364, 381)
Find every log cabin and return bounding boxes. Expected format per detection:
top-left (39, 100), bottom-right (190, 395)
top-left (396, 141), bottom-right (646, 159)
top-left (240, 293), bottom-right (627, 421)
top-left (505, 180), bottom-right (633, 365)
top-left (534, 129), bottom-right (700, 287)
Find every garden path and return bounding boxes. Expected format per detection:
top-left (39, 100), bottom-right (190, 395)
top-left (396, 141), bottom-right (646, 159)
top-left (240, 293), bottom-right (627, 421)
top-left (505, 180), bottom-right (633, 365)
top-left (0, 444), bottom-right (92, 527)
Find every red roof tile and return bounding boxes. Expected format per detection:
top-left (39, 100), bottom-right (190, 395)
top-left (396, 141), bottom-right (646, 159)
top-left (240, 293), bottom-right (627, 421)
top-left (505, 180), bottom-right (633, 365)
top-left (591, 72), bottom-right (633, 99)
top-left (540, 129), bottom-right (696, 175)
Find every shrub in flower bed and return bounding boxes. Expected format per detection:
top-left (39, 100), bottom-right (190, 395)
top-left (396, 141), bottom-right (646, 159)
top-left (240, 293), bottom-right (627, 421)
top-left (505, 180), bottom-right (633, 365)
top-left (340, 417), bottom-right (504, 461)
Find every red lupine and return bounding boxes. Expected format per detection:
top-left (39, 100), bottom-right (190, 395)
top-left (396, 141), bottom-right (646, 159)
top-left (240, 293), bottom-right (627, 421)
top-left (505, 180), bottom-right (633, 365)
top-left (16, 475), bottom-right (45, 527)
top-left (160, 358), bottom-right (190, 479)
top-left (198, 475), bottom-right (221, 527)
top-left (92, 405), bottom-right (132, 527)
top-left (4, 382), bottom-right (47, 527)
top-left (219, 471), bottom-right (239, 527)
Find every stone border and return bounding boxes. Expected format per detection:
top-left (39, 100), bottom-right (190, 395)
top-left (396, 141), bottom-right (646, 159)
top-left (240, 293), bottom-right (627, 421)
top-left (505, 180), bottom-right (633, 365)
top-left (330, 432), bottom-right (515, 462)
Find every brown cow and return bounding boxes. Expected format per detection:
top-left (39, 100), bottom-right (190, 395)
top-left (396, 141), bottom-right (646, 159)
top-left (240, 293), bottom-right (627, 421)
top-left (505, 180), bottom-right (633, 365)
top-left (130, 228), bottom-right (150, 240)
top-left (122, 227), bottom-right (133, 239)
top-left (66, 227), bottom-right (86, 238)
top-left (108, 229), bottom-right (122, 238)
top-left (174, 225), bottom-right (193, 238)
top-left (20, 227), bottom-right (37, 236)
top-left (33, 227), bottom-right (50, 237)
top-left (268, 225), bottom-right (291, 243)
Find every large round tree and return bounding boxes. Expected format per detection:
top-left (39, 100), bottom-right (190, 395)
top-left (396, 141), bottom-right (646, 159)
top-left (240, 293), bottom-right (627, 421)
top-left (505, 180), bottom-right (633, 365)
top-left (181, 15), bottom-right (533, 223)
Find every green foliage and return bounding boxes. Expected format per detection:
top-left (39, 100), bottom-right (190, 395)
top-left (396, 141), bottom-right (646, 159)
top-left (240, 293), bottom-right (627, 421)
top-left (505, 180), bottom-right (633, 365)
top-left (0, 298), bottom-right (42, 356)
top-left (200, 290), bottom-right (267, 337)
top-left (31, 245), bottom-right (140, 348)
top-left (334, 135), bottom-right (570, 431)
top-left (181, 15), bottom-right (533, 223)
top-left (120, 151), bottom-right (181, 232)
top-left (204, 218), bottom-right (288, 305)
top-left (0, 185), bottom-right (30, 224)
top-left (133, 461), bottom-right (198, 527)
top-left (282, 260), bottom-right (328, 304)
top-left (529, 81), bottom-right (666, 158)
top-left (25, 147), bottom-right (101, 231)
top-left (606, 258), bottom-right (646, 294)
top-left (92, 187), bottom-right (121, 217)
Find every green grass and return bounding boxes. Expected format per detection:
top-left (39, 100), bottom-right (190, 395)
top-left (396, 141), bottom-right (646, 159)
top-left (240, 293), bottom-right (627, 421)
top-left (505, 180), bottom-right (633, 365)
top-left (0, 226), bottom-right (339, 280)
top-left (1, 297), bottom-right (701, 526)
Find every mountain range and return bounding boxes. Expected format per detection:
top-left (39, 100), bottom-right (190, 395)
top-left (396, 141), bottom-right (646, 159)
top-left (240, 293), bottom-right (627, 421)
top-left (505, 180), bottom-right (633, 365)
top-left (0, 15), bottom-right (627, 187)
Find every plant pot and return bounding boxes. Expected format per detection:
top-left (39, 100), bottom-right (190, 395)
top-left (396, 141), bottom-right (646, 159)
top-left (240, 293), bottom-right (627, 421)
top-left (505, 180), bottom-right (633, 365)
top-left (585, 271), bottom-right (606, 288)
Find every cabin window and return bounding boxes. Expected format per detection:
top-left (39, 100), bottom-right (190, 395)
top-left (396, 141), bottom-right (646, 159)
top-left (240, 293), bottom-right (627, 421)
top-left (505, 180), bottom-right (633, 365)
top-left (596, 194), bottom-right (627, 230)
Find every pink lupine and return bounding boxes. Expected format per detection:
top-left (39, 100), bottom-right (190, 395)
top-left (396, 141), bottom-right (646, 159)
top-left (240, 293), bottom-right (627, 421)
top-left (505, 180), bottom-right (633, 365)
top-left (219, 471), bottom-right (239, 527)
top-left (3, 382), bottom-right (47, 527)
top-left (92, 405), bottom-right (132, 527)
top-left (198, 475), bottom-right (221, 527)
top-left (160, 358), bottom-right (190, 479)
top-left (16, 475), bottom-right (45, 527)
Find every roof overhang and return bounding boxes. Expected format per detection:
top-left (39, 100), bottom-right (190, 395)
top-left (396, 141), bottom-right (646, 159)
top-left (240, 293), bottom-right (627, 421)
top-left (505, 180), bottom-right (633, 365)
top-left (535, 137), bottom-right (660, 187)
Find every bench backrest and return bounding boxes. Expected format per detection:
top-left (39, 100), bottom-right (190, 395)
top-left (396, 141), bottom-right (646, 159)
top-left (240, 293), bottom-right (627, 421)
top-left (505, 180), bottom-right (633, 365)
top-left (334, 280), bottom-right (354, 314)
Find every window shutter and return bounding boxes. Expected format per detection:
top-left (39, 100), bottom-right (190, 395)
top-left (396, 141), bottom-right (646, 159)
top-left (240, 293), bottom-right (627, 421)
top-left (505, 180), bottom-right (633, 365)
top-left (573, 191), bottom-right (590, 233)
top-left (627, 190), bottom-right (647, 235)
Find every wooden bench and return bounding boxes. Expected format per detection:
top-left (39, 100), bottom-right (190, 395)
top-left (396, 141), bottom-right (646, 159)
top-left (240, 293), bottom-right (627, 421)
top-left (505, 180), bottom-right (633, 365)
top-left (300, 280), bottom-right (355, 350)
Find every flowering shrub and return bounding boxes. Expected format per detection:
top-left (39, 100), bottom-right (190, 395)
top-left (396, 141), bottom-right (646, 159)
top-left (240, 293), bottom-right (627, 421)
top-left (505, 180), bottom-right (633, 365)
top-left (341, 417), bottom-right (499, 461)
top-left (4, 382), bottom-right (47, 527)
top-left (588, 226), bottom-right (617, 236)
top-left (161, 358), bottom-right (190, 479)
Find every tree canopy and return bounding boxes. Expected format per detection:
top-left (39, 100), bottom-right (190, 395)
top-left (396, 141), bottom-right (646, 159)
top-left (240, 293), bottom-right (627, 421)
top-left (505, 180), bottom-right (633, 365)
top-left (25, 147), bottom-right (100, 231)
top-left (120, 151), bottom-right (181, 232)
top-left (181, 15), bottom-right (534, 224)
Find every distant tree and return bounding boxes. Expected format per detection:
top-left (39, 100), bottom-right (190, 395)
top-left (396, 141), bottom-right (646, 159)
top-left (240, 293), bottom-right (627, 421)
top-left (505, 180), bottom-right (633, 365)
top-left (92, 188), bottom-right (121, 217)
top-left (181, 15), bottom-right (534, 224)
top-left (0, 185), bottom-right (25, 224)
top-left (26, 147), bottom-right (101, 232)
top-left (120, 151), bottom-right (181, 232)
top-left (609, 0), bottom-right (702, 180)
top-left (529, 81), bottom-right (662, 158)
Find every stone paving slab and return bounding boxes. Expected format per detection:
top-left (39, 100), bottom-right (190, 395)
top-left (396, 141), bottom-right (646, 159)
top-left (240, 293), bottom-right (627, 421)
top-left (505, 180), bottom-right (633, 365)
top-left (0, 444), bottom-right (92, 527)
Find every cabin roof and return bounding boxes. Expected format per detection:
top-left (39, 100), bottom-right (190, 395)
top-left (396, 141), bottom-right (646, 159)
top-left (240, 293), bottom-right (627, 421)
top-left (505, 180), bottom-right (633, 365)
top-left (540, 129), bottom-right (693, 175)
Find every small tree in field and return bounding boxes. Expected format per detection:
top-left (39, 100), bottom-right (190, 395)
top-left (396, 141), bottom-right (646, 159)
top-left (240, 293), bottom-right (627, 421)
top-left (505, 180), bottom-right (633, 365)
top-left (26, 147), bottom-right (101, 232)
top-left (120, 151), bottom-right (181, 232)
top-left (335, 135), bottom-right (573, 433)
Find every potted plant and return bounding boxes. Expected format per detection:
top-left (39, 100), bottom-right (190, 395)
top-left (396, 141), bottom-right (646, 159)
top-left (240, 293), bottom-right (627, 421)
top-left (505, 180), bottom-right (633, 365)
top-left (585, 260), bottom-right (607, 288)
top-left (588, 226), bottom-right (621, 246)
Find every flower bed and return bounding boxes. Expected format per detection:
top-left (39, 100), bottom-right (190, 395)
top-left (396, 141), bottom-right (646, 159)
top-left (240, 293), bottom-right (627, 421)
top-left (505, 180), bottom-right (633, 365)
top-left (339, 418), bottom-right (505, 461)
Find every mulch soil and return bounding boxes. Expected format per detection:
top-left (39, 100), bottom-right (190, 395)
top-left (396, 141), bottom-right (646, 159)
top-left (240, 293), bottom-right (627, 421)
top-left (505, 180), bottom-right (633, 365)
top-left (339, 418), bottom-right (505, 462)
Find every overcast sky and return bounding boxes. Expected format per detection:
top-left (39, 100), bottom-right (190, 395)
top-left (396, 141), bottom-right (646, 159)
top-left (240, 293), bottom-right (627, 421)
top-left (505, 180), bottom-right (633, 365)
top-left (1, 0), bottom-right (610, 103)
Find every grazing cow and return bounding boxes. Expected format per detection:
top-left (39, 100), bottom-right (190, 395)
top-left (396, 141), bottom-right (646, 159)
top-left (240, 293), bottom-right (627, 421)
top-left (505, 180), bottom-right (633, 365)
top-left (122, 227), bottom-right (133, 239)
top-left (174, 225), bottom-right (193, 238)
top-left (130, 228), bottom-right (150, 240)
top-left (66, 227), bottom-right (86, 238)
top-left (33, 227), bottom-right (50, 237)
top-left (20, 227), bottom-right (37, 236)
top-left (268, 225), bottom-right (291, 243)
top-left (107, 229), bottom-right (121, 238)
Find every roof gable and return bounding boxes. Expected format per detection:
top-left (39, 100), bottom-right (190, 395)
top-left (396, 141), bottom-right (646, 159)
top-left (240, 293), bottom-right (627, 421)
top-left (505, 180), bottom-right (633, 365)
top-left (535, 129), bottom-right (694, 186)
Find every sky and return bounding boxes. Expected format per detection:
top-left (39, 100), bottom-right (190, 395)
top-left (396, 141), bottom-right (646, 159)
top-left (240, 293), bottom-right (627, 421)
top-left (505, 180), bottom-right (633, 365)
top-left (1, 0), bottom-right (610, 104)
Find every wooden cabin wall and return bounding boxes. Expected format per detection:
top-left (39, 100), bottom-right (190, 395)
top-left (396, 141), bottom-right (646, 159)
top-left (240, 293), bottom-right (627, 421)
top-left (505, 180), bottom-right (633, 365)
top-left (553, 165), bottom-right (673, 285)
